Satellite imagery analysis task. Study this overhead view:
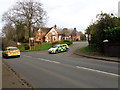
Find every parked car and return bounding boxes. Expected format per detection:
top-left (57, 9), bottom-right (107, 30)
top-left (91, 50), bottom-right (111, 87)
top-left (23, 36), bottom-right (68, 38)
top-left (48, 44), bottom-right (69, 54)
top-left (2, 46), bottom-right (20, 58)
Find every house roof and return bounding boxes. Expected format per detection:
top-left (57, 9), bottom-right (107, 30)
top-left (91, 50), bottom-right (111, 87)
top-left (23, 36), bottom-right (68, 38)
top-left (71, 29), bottom-right (80, 36)
top-left (33, 26), bottom-right (53, 37)
top-left (33, 27), bottom-right (52, 32)
top-left (58, 28), bottom-right (74, 37)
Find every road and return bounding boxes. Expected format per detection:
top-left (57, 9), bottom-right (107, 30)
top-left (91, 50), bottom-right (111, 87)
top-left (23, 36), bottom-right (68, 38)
top-left (3, 42), bottom-right (119, 88)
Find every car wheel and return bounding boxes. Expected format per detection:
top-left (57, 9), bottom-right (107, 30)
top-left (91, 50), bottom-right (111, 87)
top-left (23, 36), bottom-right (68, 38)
top-left (55, 51), bottom-right (58, 54)
top-left (3, 54), bottom-right (8, 58)
top-left (17, 55), bottom-right (20, 58)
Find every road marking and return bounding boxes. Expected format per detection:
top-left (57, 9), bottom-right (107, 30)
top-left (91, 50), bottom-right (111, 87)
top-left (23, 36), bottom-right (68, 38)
top-left (51, 61), bottom-right (61, 64)
top-left (38, 58), bottom-right (61, 64)
top-left (76, 66), bottom-right (119, 77)
top-left (23, 55), bottom-right (61, 64)
top-left (23, 55), bottom-right (119, 77)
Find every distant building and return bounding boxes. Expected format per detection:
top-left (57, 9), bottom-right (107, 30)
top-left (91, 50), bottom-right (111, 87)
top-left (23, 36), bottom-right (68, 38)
top-left (118, 1), bottom-right (120, 17)
top-left (33, 25), bottom-right (58, 43)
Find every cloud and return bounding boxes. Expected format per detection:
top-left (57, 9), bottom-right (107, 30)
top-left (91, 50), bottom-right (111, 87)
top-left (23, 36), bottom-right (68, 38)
top-left (41, 0), bottom-right (119, 33)
top-left (0, 0), bottom-right (119, 33)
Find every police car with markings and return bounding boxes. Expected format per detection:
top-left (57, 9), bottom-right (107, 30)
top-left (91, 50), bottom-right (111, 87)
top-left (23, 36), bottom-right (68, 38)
top-left (2, 46), bottom-right (20, 58)
top-left (48, 44), bottom-right (69, 54)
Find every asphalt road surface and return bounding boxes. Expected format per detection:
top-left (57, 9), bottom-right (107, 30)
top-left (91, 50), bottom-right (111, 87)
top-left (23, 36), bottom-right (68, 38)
top-left (2, 42), bottom-right (119, 88)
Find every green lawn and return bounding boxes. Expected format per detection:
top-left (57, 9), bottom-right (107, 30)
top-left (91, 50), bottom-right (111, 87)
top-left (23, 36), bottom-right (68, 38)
top-left (18, 40), bottom-right (73, 52)
top-left (18, 42), bottom-right (52, 52)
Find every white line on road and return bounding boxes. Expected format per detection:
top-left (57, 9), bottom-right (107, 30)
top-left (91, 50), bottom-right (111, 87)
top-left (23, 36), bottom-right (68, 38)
top-left (23, 55), bottom-right (119, 77)
top-left (23, 55), bottom-right (61, 64)
top-left (76, 66), bottom-right (119, 77)
top-left (38, 58), bottom-right (61, 64)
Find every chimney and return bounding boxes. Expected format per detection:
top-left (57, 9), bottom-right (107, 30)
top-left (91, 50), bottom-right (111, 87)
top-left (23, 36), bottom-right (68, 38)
top-left (53, 24), bottom-right (57, 29)
top-left (74, 28), bottom-right (76, 31)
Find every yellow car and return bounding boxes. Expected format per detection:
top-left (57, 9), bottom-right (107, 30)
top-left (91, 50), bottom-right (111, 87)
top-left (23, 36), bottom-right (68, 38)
top-left (2, 46), bottom-right (20, 58)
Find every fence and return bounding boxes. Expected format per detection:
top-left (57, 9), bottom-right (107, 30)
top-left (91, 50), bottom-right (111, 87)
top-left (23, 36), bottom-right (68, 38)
top-left (104, 43), bottom-right (120, 57)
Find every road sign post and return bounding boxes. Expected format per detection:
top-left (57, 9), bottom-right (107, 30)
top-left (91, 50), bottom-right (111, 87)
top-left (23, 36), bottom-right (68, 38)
top-left (29, 37), bottom-right (35, 50)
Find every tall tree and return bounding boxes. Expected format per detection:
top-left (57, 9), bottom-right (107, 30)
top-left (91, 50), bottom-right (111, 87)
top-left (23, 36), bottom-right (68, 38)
top-left (2, 0), bottom-right (47, 38)
top-left (2, 23), bottom-right (17, 41)
top-left (86, 12), bottom-right (119, 52)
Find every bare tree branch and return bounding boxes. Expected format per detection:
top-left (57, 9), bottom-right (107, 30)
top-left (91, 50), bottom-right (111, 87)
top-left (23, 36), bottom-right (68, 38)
top-left (2, 0), bottom-right (47, 37)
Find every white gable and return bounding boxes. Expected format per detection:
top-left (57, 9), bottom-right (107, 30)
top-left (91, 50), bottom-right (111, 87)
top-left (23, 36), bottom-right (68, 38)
top-left (45, 28), bottom-right (57, 37)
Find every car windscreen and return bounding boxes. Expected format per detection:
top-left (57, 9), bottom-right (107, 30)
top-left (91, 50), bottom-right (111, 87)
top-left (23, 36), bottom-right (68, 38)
top-left (52, 46), bottom-right (58, 48)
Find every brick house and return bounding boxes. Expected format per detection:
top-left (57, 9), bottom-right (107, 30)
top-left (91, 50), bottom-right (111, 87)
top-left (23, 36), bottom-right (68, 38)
top-left (71, 28), bottom-right (81, 41)
top-left (34, 25), bottom-right (58, 43)
top-left (33, 25), bottom-right (81, 43)
top-left (58, 28), bottom-right (72, 41)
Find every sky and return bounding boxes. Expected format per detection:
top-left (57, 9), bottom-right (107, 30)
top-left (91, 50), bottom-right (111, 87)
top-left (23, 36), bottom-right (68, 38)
top-left (0, 0), bottom-right (119, 33)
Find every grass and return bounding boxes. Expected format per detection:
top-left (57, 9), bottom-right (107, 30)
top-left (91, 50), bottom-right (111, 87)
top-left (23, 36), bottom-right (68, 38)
top-left (75, 45), bottom-right (102, 56)
top-left (18, 42), bottom-right (52, 52)
top-left (18, 41), bottom-right (73, 52)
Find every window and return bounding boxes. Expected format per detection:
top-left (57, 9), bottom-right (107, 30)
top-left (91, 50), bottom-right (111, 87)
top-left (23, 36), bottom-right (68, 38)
top-left (52, 36), bottom-right (56, 41)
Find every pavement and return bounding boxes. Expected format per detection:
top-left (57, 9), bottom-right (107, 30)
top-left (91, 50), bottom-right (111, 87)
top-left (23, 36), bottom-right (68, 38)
top-left (74, 52), bottom-right (120, 63)
top-left (2, 61), bottom-right (33, 88)
top-left (73, 45), bottom-right (120, 63)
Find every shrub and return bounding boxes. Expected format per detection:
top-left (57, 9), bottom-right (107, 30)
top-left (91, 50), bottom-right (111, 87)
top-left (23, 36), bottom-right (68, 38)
top-left (105, 27), bottom-right (120, 43)
top-left (24, 43), bottom-right (29, 50)
top-left (2, 38), bottom-right (17, 50)
top-left (63, 40), bottom-right (73, 45)
top-left (52, 41), bottom-right (61, 46)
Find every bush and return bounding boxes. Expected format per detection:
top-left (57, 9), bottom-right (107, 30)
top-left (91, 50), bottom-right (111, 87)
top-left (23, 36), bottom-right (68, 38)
top-left (24, 43), bottom-right (29, 50)
top-left (52, 41), bottom-right (61, 46)
top-left (105, 27), bottom-right (120, 43)
top-left (63, 40), bottom-right (73, 45)
top-left (2, 38), bottom-right (17, 50)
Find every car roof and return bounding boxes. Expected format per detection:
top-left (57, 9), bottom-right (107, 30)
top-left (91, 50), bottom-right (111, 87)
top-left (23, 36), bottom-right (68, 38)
top-left (7, 46), bottom-right (17, 49)
top-left (61, 44), bottom-right (67, 45)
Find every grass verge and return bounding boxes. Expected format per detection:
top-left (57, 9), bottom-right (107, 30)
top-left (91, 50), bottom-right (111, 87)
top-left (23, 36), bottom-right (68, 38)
top-left (75, 45), bottom-right (103, 56)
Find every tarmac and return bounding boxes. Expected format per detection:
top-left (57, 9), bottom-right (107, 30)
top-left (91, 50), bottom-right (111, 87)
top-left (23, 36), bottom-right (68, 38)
top-left (1, 41), bottom-right (120, 88)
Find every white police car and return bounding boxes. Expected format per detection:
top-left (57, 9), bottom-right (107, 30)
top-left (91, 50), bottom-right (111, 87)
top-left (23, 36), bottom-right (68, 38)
top-left (48, 44), bottom-right (69, 54)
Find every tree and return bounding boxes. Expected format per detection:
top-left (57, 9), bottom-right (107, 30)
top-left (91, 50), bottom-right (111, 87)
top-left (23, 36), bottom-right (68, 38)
top-left (105, 27), bottom-right (120, 43)
top-left (79, 31), bottom-right (86, 41)
top-left (15, 24), bottom-right (29, 42)
top-left (2, 23), bottom-right (17, 50)
top-left (85, 12), bottom-right (119, 52)
top-left (2, 23), bottom-right (17, 41)
top-left (2, 0), bottom-right (47, 38)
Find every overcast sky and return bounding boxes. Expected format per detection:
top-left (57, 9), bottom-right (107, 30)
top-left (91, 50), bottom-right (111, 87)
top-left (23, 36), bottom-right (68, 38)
top-left (0, 0), bottom-right (119, 33)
